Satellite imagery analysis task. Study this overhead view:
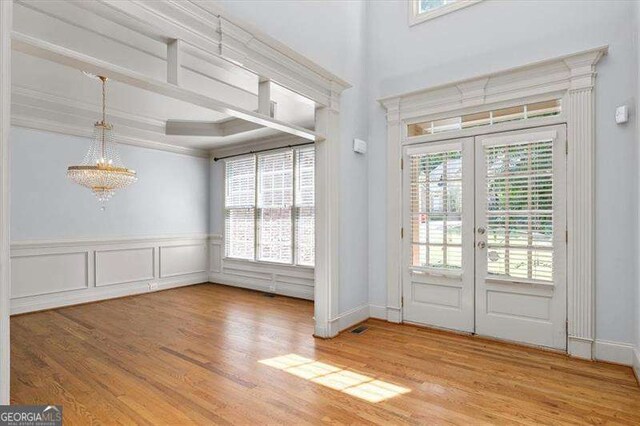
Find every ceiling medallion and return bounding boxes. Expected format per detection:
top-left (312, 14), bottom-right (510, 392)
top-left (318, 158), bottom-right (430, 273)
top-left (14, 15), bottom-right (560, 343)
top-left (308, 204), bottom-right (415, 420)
top-left (66, 74), bottom-right (137, 207)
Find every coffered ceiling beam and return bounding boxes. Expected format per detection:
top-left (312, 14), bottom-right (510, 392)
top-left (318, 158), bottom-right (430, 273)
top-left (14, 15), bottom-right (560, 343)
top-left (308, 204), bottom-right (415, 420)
top-left (12, 31), bottom-right (323, 141)
top-left (258, 78), bottom-right (271, 116)
top-left (166, 39), bottom-right (182, 86)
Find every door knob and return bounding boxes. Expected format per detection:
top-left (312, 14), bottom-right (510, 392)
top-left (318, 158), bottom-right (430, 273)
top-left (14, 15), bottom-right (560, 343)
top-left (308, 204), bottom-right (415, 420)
top-left (477, 227), bottom-right (486, 235)
top-left (477, 241), bottom-right (486, 249)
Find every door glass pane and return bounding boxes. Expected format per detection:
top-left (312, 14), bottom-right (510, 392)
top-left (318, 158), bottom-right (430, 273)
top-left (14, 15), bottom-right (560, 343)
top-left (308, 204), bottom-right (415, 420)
top-left (485, 140), bottom-right (554, 282)
top-left (409, 149), bottom-right (462, 270)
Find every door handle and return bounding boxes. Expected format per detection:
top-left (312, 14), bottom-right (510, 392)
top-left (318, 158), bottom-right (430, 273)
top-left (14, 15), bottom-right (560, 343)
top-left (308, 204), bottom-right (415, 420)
top-left (477, 241), bottom-right (486, 249)
top-left (477, 226), bottom-right (486, 235)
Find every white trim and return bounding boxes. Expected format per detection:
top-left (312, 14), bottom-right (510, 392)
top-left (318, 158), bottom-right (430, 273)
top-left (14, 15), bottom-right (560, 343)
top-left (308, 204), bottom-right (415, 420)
top-left (633, 348), bottom-right (640, 382)
top-left (369, 304), bottom-right (387, 320)
top-left (408, 0), bottom-right (482, 26)
top-left (594, 340), bottom-right (635, 366)
top-left (12, 31), bottom-right (323, 142)
top-left (0, 0), bottom-right (9, 405)
top-left (567, 336), bottom-right (593, 360)
top-left (11, 274), bottom-right (206, 315)
top-left (380, 46), bottom-right (607, 358)
top-left (330, 304), bottom-right (369, 333)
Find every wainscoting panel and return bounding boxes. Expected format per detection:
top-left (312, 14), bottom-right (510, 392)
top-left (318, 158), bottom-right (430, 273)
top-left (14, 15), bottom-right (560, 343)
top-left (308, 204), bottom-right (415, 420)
top-left (95, 247), bottom-right (154, 287)
top-left (159, 244), bottom-right (208, 278)
top-left (10, 235), bottom-right (209, 314)
top-left (208, 235), bottom-right (315, 300)
top-left (11, 251), bottom-right (88, 298)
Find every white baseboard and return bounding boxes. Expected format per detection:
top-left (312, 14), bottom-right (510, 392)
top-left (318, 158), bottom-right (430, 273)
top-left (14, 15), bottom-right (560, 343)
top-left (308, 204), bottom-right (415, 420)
top-left (331, 304), bottom-right (369, 333)
top-left (633, 349), bottom-right (640, 382)
top-left (11, 273), bottom-right (207, 314)
top-left (594, 340), bottom-right (634, 366)
top-left (369, 304), bottom-right (386, 320)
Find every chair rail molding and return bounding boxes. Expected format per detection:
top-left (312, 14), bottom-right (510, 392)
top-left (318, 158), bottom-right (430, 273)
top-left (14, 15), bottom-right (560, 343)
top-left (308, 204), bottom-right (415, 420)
top-left (380, 46), bottom-right (607, 359)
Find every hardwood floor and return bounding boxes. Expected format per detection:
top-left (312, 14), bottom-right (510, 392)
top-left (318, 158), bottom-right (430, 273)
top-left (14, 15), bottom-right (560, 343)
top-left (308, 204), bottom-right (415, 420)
top-left (10, 284), bottom-right (640, 425)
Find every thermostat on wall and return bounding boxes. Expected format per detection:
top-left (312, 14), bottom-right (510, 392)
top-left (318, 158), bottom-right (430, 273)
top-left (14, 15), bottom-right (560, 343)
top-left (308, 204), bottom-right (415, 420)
top-left (353, 138), bottom-right (367, 154)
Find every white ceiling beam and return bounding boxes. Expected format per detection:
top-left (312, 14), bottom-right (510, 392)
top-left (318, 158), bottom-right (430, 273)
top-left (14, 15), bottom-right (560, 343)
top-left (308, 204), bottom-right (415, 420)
top-left (165, 120), bottom-right (221, 137)
top-left (166, 39), bottom-right (182, 86)
top-left (12, 32), bottom-right (323, 141)
top-left (258, 78), bottom-right (271, 116)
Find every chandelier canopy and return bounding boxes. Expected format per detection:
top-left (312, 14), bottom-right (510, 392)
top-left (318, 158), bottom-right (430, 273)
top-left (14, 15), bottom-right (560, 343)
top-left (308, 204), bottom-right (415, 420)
top-left (66, 75), bottom-right (137, 203)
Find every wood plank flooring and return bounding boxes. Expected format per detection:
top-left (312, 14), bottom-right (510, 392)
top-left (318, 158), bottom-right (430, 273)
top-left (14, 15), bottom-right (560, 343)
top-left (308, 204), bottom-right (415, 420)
top-left (10, 284), bottom-right (640, 425)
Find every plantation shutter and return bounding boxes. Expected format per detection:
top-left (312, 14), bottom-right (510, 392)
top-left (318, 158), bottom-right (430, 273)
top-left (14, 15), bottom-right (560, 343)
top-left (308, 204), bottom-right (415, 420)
top-left (257, 151), bottom-right (293, 263)
top-left (225, 156), bottom-right (256, 260)
top-left (295, 147), bottom-right (315, 266)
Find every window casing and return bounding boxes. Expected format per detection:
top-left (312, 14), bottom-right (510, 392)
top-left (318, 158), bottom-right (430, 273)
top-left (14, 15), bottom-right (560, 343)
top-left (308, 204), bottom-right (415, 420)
top-left (409, 0), bottom-right (482, 26)
top-left (225, 146), bottom-right (314, 267)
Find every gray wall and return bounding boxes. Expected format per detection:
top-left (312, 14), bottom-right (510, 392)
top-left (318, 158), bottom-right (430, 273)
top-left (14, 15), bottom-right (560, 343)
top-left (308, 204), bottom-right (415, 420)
top-left (367, 0), bottom-right (638, 345)
top-left (11, 127), bottom-right (209, 240)
top-left (216, 0), bottom-right (370, 313)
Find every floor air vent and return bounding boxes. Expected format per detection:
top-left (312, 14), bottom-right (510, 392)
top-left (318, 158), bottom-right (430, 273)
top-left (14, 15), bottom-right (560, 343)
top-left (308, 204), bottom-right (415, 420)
top-left (350, 325), bottom-right (368, 335)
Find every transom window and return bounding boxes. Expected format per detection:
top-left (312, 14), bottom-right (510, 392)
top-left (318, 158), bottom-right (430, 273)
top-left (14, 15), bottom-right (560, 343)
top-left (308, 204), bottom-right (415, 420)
top-left (410, 0), bottom-right (481, 26)
top-left (225, 146), bottom-right (315, 266)
top-left (407, 100), bottom-right (562, 138)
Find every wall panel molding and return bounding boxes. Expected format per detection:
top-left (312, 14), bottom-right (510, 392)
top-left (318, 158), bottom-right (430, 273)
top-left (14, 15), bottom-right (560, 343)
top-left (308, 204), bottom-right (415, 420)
top-left (208, 234), bottom-right (314, 300)
top-left (11, 234), bottom-right (208, 314)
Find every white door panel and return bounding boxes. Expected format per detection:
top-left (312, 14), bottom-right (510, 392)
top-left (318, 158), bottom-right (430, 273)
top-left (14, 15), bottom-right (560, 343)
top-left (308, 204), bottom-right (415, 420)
top-left (402, 138), bottom-right (475, 332)
top-left (475, 125), bottom-right (567, 349)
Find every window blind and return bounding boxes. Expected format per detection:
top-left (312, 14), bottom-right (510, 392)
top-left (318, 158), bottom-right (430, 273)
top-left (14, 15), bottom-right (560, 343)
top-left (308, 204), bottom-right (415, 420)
top-left (225, 156), bottom-right (256, 260)
top-left (257, 151), bottom-right (293, 264)
top-left (485, 139), bottom-right (554, 282)
top-left (295, 147), bottom-right (315, 266)
top-left (409, 149), bottom-right (463, 270)
top-left (224, 147), bottom-right (314, 266)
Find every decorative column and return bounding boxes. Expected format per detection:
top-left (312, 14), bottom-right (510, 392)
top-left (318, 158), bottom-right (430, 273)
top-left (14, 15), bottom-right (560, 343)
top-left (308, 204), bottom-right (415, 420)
top-left (0, 0), bottom-right (11, 404)
top-left (314, 86), bottom-right (341, 337)
top-left (564, 49), bottom-right (606, 359)
top-left (383, 99), bottom-right (402, 323)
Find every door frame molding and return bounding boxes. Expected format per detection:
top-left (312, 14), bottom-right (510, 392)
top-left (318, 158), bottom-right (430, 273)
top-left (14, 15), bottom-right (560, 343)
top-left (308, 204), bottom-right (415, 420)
top-left (380, 46), bottom-right (607, 359)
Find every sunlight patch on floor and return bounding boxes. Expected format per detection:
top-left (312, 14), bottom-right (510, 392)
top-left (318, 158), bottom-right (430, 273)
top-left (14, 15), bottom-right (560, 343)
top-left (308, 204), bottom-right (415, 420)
top-left (259, 354), bottom-right (410, 403)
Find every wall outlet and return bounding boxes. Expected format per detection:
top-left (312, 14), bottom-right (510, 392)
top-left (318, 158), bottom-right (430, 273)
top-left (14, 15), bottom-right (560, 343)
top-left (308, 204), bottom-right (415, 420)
top-left (148, 282), bottom-right (159, 291)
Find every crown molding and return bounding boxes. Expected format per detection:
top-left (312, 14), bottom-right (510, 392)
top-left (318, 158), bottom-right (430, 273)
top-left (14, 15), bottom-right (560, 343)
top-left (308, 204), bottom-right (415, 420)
top-left (379, 45), bottom-right (608, 121)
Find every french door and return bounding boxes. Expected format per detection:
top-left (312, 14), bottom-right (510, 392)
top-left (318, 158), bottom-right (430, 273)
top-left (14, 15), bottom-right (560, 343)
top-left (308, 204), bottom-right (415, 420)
top-left (402, 125), bottom-right (567, 350)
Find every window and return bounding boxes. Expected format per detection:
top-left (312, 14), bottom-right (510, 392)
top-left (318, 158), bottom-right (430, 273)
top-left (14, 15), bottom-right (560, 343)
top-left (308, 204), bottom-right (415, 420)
top-left (407, 99), bottom-right (562, 138)
top-left (225, 146), bottom-right (314, 266)
top-left (409, 149), bottom-right (463, 270)
top-left (409, 0), bottom-right (481, 26)
top-left (485, 139), bottom-right (554, 282)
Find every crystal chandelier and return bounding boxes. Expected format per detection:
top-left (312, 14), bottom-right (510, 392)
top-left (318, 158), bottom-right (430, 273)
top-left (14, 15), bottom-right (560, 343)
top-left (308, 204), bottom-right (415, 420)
top-left (66, 75), bottom-right (137, 204)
